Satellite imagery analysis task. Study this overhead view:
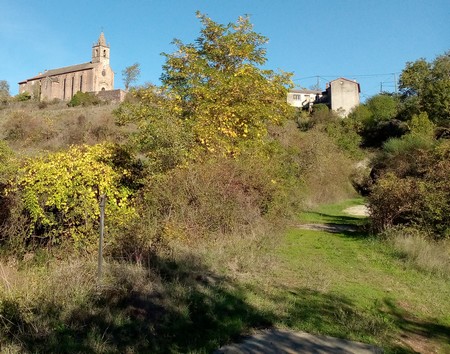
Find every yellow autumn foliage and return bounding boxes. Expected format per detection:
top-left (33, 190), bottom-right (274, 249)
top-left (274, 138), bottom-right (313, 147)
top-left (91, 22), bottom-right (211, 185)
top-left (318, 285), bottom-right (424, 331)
top-left (11, 143), bottom-right (137, 248)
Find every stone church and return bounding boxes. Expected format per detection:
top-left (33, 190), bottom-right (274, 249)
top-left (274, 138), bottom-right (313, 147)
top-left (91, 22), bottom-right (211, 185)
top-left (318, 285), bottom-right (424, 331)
top-left (18, 33), bottom-right (117, 101)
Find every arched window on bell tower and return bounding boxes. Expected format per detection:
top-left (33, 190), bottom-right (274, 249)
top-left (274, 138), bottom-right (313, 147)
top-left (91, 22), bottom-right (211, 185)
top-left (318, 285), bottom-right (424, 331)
top-left (92, 32), bottom-right (110, 64)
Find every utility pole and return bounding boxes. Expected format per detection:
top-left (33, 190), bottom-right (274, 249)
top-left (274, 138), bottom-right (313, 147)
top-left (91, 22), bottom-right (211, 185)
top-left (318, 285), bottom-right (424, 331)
top-left (380, 82), bottom-right (383, 93)
top-left (393, 73), bottom-right (398, 94)
top-left (97, 194), bottom-right (106, 286)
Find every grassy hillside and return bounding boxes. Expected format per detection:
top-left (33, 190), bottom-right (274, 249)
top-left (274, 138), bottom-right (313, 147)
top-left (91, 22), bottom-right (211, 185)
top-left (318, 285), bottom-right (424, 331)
top-left (1, 197), bottom-right (449, 353)
top-left (0, 101), bottom-right (127, 154)
top-left (0, 97), bottom-right (448, 354)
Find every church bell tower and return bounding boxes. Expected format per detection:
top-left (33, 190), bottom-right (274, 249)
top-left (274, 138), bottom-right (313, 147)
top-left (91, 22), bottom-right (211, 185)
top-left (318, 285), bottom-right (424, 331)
top-left (92, 32), bottom-right (110, 64)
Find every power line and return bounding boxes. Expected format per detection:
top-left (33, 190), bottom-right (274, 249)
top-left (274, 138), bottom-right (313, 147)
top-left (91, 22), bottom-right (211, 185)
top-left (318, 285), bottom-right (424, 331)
top-left (293, 72), bottom-right (401, 81)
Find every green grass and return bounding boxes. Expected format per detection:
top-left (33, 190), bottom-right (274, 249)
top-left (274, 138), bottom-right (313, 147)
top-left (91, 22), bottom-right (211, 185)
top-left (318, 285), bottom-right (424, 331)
top-left (1, 199), bottom-right (449, 353)
top-left (298, 197), bottom-right (369, 226)
top-left (263, 200), bottom-right (450, 353)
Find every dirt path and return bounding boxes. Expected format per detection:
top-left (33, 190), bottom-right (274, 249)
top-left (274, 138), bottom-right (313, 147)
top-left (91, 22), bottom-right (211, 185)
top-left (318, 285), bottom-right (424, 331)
top-left (215, 328), bottom-right (381, 353)
top-left (295, 204), bottom-right (368, 233)
top-left (214, 205), bottom-right (381, 353)
top-left (343, 205), bottom-right (369, 217)
top-left (295, 223), bottom-right (359, 233)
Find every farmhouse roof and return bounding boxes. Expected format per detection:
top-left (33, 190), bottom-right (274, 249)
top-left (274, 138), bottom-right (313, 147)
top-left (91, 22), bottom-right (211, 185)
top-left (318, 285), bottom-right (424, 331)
top-left (329, 77), bottom-right (361, 93)
top-left (289, 89), bottom-right (323, 94)
top-left (18, 62), bottom-right (95, 84)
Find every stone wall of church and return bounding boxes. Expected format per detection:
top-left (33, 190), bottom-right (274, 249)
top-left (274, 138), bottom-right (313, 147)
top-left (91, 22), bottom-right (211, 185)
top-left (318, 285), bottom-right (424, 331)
top-left (40, 69), bottom-right (95, 101)
top-left (19, 33), bottom-right (115, 102)
top-left (95, 89), bottom-right (126, 103)
top-left (92, 65), bottom-right (114, 92)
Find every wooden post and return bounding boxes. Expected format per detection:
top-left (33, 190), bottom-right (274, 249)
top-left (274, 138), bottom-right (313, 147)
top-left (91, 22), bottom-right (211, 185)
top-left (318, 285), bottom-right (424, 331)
top-left (98, 194), bottom-right (106, 285)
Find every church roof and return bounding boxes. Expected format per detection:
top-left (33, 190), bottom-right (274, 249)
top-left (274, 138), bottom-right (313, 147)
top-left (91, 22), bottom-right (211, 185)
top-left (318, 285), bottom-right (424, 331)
top-left (97, 32), bottom-right (107, 46)
top-left (19, 62), bottom-right (95, 84)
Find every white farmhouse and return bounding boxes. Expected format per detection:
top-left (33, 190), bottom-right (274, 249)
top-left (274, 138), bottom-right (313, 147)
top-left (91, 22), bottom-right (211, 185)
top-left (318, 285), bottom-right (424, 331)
top-left (288, 77), bottom-right (360, 117)
top-left (287, 89), bottom-right (323, 110)
top-left (325, 78), bottom-right (360, 117)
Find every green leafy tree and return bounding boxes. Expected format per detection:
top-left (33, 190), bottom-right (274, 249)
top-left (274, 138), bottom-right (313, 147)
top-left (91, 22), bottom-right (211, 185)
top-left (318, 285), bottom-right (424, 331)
top-left (399, 51), bottom-right (450, 125)
top-left (122, 63), bottom-right (141, 91)
top-left (115, 85), bottom-right (194, 173)
top-left (366, 94), bottom-right (399, 123)
top-left (160, 12), bottom-right (295, 155)
top-left (350, 94), bottom-right (406, 147)
top-left (399, 59), bottom-right (430, 98)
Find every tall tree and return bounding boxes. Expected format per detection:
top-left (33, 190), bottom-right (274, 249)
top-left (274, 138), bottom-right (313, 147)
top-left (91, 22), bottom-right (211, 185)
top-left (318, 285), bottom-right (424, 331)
top-left (122, 63), bottom-right (141, 91)
top-left (0, 80), bottom-right (10, 104)
top-left (366, 94), bottom-right (399, 123)
top-left (160, 12), bottom-right (294, 154)
top-left (399, 51), bottom-right (450, 125)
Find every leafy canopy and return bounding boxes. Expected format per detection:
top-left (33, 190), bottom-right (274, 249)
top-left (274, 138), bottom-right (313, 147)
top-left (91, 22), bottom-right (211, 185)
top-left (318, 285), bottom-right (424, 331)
top-left (122, 63), bottom-right (141, 91)
top-left (159, 12), bottom-right (294, 155)
top-left (399, 51), bottom-right (450, 125)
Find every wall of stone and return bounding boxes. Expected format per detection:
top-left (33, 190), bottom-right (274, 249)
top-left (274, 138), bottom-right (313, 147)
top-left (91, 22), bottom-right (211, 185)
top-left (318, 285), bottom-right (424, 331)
top-left (95, 89), bottom-right (126, 103)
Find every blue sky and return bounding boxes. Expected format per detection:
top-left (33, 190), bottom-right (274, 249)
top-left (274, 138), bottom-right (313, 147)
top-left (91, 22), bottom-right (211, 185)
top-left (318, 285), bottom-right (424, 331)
top-left (1, 0), bottom-right (449, 99)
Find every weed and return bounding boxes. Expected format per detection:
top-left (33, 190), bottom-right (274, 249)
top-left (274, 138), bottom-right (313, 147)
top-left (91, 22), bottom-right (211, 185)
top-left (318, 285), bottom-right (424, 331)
top-left (383, 226), bottom-right (450, 277)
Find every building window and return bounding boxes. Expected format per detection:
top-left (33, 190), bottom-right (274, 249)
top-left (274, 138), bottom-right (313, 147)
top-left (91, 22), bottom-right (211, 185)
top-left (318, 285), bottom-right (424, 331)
top-left (71, 77), bottom-right (74, 98)
top-left (80, 75), bottom-right (83, 92)
top-left (103, 49), bottom-right (106, 57)
top-left (293, 94), bottom-right (301, 100)
top-left (63, 78), bottom-right (66, 99)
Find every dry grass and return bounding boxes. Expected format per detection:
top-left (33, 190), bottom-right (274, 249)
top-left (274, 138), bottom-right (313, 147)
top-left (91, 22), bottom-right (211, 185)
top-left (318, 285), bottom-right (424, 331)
top-left (0, 101), bottom-right (128, 154)
top-left (269, 121), bottom-right (359, 209)
top-left (297, 129), bottom-right (358, 207)
top-left (0, 256), bottom-right (97, 308)
top-left (386, 227), bottom-right (450, 277)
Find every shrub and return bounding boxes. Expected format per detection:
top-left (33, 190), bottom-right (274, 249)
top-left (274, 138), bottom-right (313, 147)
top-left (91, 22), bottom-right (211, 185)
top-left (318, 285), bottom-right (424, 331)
top-left (325, 119), bottom-right (363, 159)
top-left (2, 110), bottom-right (57, 144)
top-left (0, 140), bottom-right (16, 185)
top-left (111, 147), bottom-right (298, 261)
top-left (312, 103), bottom-right (329, 114)
top-left (409, 111), bottom-right (435, 139)
top-left (0, 141), bottom-right (20, 241)
top-left (369, 140), bottom-right (450, 237)
top-left (15, 92), bottom-right (31, 102)
top-left (68, 91), bottom-right (100, 107)
top-left (368, 173), bottom-right (423, 231)
top-left (365, 94), bottom-right (399, 122)
top-left (295, 128), bottom-right (357, 206)
top-left (361, 119), bottom-right (409, 147)
top-left (6, 143), bottom-right (138, 250)
top-left (375, 134), bottom-right (434, 179)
